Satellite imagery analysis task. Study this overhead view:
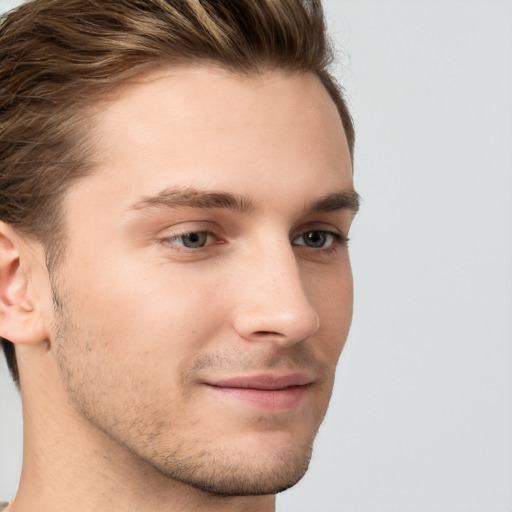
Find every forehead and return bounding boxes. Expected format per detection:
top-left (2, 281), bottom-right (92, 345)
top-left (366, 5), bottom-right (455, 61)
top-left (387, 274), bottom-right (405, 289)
top-left (74, 66), bottom-right (353, 214)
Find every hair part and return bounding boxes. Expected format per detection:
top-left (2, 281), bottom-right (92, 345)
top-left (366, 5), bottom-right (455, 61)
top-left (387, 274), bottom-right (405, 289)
top-left (0, 0), bottom-right (355, 386)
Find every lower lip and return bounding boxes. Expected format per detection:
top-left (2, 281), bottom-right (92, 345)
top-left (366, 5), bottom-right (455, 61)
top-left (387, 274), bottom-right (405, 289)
top-left (207, 385), bottom-right (309, 411)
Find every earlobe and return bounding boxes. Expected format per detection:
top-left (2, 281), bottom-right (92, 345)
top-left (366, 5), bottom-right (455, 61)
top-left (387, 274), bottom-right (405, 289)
top-left (0, 222), bottom-right (48, 345)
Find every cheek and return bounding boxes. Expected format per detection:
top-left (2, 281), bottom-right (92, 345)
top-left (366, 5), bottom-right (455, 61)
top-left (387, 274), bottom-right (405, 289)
top-left (50, 265), bottom-right (223, 425)
top-left (304, 261), bottom-right (353, 357)
top-left (306, 259), bottom-right (353, 318)
top-left (50, 255), bottom-right (232, 416)
top-left (64, 254), bottom-right (228, 352)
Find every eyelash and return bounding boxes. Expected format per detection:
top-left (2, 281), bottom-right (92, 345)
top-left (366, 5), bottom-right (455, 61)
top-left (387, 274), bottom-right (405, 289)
top-left (160, 229), bottom-right (348, 253)
top-left (164, 231), bottom-right (221, 250)
top-left (292, 230), bottom-right (348, 250)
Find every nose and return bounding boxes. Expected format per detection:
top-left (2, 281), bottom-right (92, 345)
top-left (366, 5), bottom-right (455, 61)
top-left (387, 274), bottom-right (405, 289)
top-left (231, 242), bottom-right (320, 347)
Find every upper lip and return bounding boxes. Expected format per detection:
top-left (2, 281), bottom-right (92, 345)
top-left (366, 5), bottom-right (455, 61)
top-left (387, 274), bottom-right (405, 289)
top-left (205, 373), bottom-right (314, 391)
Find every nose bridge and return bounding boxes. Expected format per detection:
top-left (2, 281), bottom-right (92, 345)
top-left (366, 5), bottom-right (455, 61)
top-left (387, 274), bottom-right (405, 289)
top-left (232, 237), bottom-right (320, 344)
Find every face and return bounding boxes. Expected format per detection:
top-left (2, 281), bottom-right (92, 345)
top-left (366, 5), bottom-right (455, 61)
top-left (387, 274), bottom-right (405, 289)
top-left (47, 67), bottom-right (357, 495)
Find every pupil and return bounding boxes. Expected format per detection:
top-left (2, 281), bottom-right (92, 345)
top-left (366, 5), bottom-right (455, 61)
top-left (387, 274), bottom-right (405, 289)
top-left (305, 231), bottom-right (326, 247)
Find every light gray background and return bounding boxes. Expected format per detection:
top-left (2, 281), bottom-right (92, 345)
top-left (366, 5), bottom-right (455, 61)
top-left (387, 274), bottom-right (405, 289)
top-left (1, 1), bottom-right (511, 511)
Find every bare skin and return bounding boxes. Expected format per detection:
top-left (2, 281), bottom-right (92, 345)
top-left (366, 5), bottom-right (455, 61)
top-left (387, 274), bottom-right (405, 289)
top-left (0, 67), bottom-right (357, 512)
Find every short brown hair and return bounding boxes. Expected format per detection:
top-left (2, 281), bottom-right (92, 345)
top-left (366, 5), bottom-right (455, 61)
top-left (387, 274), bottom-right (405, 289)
top-left (0, 0), bottom-right (355, 386)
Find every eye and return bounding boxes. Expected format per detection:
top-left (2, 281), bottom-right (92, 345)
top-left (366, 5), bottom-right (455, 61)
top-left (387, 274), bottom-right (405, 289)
top-left (169, 231), bottom-right (210, 249)
top-left (292, 230), bottom-right (344, 248)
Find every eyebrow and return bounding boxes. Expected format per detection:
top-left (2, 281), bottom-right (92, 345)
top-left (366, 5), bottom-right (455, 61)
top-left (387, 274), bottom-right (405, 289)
top-left (305, 190), bottom-right (360, 215)
top-left (130, 187), bottom-right (255, 213)
top-left (129, 186), bottom-right (360, 215)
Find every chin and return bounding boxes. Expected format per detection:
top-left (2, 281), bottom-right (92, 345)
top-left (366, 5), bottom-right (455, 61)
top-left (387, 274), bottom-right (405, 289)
top-left (147, 438), bottom-right (315, 497)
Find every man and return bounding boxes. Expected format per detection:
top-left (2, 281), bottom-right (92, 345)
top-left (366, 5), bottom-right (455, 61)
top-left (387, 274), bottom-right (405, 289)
top-left (0, 0), bottom-right (359, 510)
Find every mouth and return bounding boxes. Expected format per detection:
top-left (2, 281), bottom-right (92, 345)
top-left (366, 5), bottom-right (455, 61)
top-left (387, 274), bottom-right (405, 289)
top-left (204, 373), bottom-right (313, 412)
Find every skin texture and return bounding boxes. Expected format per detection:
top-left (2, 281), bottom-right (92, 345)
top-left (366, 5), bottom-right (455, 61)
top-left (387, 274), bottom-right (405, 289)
top-left (0, 67), bottom-right (357, 512)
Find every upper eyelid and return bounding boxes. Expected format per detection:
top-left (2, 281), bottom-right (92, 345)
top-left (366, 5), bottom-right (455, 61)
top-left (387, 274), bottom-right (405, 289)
top-left (162, 230), bottom-right (218, 243)
top-left (292, 223), bottom-right (345, 238)
top-left (159, 224), bottom-right (345, 237)
top-left (156, 216), bottom-right (348, 240)
top-left (157, 221), bottom-right (222, 237)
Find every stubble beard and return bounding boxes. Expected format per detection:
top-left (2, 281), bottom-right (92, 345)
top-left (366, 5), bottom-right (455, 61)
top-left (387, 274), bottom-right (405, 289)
top-left (49, 279), bottom-right (324, 497)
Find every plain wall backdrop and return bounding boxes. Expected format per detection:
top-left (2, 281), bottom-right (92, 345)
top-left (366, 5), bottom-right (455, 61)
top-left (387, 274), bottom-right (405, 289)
top-left (1, 1), bottom-right (511, 511)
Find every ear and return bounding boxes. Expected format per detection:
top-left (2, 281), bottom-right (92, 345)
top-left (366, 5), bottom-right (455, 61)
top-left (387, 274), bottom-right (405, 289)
top-left (0, 222), bottom-right (48, 345)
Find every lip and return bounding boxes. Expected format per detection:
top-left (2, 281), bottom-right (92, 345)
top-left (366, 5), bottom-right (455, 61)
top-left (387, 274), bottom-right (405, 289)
top-left (204, 373), bottom-right (313, 411)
